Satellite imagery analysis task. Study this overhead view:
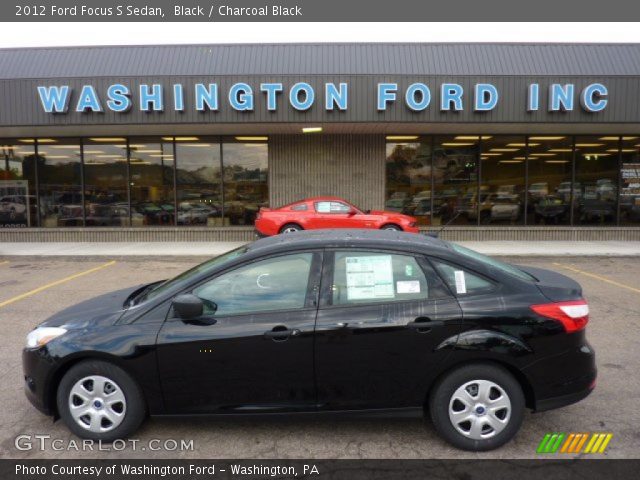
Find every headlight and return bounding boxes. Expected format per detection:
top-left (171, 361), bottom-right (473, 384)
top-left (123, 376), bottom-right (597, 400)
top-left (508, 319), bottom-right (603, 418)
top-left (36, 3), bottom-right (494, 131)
top-left (25, 327), bottom-right (67, 349)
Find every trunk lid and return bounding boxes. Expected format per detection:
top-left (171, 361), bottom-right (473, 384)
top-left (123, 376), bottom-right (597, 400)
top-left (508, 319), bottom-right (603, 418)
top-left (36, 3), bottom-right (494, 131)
top-left (516, 265), bottom-right (583, 302)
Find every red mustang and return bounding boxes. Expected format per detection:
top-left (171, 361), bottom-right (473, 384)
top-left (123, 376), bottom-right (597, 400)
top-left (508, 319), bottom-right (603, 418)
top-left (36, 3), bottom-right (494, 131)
top-left (255, 196), bottom-right (419, 236)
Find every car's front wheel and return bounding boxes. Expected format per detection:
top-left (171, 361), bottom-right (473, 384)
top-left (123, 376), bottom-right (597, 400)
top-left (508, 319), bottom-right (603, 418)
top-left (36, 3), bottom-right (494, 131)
top-left (381, 224), bottom-right (402, 231)
top-left (429, 363), bottom-right (524, 451)
top-left (57, 360), bottom-right (146, 441)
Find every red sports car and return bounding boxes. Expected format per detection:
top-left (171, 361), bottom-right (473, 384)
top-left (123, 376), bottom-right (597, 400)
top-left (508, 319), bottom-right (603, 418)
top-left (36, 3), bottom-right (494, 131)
top-left (255, 196), bottom-right (419, 236)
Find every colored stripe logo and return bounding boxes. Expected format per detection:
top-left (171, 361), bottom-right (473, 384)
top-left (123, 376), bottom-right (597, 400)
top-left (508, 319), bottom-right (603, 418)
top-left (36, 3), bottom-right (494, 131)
top-left (537, 433), bottom-right (613, 454)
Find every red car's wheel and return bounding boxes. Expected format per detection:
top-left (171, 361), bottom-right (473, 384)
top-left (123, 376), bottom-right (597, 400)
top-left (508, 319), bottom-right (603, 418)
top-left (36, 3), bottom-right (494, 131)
top-left (381, 224), bottom-right (402, 231)
top-left (279, 223), bottom-right (303, 234)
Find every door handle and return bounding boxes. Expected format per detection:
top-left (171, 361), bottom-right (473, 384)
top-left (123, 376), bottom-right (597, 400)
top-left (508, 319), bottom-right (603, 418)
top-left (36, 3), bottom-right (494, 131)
top-left (406, 317), bottom-right (445, 331)
top-left (264, 326), bottom-right (293, 341)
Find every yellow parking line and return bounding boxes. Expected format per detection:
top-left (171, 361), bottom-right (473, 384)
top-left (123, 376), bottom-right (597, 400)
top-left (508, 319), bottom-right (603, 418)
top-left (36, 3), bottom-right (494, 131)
top-left (0, 260), bottom-right (116, 308)
top-left (0, 260), bottom-right (8, 266)
top-left (553, 263), bottom-right (640, 294)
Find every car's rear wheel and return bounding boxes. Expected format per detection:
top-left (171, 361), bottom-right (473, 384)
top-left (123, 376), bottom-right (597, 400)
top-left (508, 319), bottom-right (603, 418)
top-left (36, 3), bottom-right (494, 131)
top-left (381, 224), bottom-right (402, 231)
top-left (279, 223), bottom-right (303, 234)
top-left (57, 360), bottom-right (146, 441)
top-left (429, 363), bottom-right (524, 451)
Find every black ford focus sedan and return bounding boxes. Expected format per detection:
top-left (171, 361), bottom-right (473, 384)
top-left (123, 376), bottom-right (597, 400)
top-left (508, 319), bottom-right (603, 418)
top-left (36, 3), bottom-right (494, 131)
top-left (22, 229), bottom-right (596, 451)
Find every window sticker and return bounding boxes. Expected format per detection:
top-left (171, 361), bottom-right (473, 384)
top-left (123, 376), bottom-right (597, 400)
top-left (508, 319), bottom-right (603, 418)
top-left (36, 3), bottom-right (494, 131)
top-left (397, 280), bottom-right (420, 294)
top-left (317, 202), bottom-right (331, 213)
top-left (345, 255), bottom-right (394, 300)
top-left (405, 264), bottom-right (414, 276)
top-left (454, 270), bottom-right (467, 294)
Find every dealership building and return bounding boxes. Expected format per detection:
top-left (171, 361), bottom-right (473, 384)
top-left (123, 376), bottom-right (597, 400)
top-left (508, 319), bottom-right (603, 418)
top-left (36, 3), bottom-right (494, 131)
top-left (1, 42), bottom-right (640, 242)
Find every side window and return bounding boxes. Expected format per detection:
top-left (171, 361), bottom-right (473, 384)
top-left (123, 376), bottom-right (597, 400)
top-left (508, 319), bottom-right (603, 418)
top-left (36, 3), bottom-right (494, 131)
top-left (331, 251), bottom-right (449, 306)
top-left (430, 259), bottom-right (495, 296)
top-left (192, 253), bottom-right (314, 316)
top-left (315, 201), bottom-right (350, 213)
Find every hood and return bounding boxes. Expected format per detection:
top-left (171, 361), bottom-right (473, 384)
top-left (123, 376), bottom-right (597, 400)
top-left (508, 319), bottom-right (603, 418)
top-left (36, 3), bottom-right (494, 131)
top-left (38, 284), bottom-right (145, 329)
top-left (516, 265), bottom-right (583, 302)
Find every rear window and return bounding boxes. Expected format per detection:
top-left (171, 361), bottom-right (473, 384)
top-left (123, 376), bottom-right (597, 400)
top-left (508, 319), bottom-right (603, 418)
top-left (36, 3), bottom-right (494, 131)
top-left (448, 243), bottom-right (535, 282)
top-left (291, 203), bottom-right (308, 211)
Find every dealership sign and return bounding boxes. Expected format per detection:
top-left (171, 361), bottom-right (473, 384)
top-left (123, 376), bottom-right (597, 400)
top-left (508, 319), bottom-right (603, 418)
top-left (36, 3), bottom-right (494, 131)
top-left (36, 81), bottom-right (609, 114)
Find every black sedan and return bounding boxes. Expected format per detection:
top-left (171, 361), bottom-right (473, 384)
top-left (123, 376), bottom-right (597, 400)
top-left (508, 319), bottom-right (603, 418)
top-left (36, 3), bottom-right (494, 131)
top-left (22, 229), bottom-right (596, 451)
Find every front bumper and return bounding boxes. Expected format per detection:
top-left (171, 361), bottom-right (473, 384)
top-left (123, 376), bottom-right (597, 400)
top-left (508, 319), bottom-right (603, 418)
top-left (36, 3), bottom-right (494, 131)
top-left (22, 347), bottom-right (57, 416)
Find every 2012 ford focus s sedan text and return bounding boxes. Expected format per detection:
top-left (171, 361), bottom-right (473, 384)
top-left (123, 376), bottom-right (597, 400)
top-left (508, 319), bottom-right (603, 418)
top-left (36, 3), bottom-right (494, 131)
top-left (22, 230), bottom-right (596, 451)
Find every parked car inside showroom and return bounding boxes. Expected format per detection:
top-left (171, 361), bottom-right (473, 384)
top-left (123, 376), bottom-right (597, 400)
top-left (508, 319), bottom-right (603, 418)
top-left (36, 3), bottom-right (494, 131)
top-left (23, 229), bottom-right (595, 451)
top-left (254, 196), bottom-right (419, 235)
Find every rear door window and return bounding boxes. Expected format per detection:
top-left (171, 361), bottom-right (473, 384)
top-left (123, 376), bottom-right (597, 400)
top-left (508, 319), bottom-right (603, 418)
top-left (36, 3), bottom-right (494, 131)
top-left (330, 251), bottom-right (450, 305)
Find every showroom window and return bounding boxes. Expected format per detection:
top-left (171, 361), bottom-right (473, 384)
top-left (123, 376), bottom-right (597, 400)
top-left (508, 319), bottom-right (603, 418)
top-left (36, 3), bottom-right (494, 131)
top-left (222, 138), bottom-right (268, 226)
top-left (385, 136), bottom-right (432, 226)
top-left (620, 136), bottom-right (640, 225)
top-left (479, 136), bottom-right (526, 225)
top-left (175, 137), bottom-right (223, 227)
top-left (83, 138), bottom-right (130, 227)
top-left (433, 135), bottom-right (480, 226)
top-left (526, 136), bottom-right (574, 225)
top-left (575, 136), bottom-right (619, 225)
top-left (0, 140), bottom-right (37, 227)
top-left (130, 138), bottom-right (176, 226)
top-left (37, 138), bottom-right (82, 227)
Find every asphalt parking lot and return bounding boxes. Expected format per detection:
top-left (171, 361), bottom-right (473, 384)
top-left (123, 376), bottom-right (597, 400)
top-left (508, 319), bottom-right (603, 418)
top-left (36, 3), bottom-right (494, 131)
top-left (0, 255), bottom-right (638, 460)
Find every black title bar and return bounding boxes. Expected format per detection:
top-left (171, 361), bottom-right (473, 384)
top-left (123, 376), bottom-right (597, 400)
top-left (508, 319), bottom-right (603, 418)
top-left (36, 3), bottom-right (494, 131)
top-left (5, 0), bottom-right (640, 21)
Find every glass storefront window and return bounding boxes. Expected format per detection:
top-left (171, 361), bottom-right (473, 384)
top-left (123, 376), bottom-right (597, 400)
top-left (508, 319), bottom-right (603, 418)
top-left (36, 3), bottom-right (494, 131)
top-left (0, 141), bottom-right (37, 227)
top-left (620, 136), bottom-right (640, 225)
top-left (130, 138), bottom-right (175, 226)
top-left (385, 137), bottom-right (432, 226)
top-left (527, 136), bottom-right (574, 225)
top-left (37, 139), bottom-right (83, 227)
top-left (83, 138), bottom-right (130, 227)
top-left (433, 135), bottom-right (479, 225)
top-left (480, 136), bottom-right (526, 225)
top-left (575, 136), bottom-right (619, 225)
top-left (222, 139), bottom-right (268, 226)
top-left (175, 137), bottom-right (223, 226)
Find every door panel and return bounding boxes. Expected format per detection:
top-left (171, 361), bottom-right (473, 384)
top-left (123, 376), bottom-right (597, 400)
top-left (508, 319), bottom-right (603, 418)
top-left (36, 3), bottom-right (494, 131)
top-left (157, 309), bottom-right (317, 413)
top-left (156, 251), bottom-right (322, 414)
top-left (314, 251), bottom-right (463, 410)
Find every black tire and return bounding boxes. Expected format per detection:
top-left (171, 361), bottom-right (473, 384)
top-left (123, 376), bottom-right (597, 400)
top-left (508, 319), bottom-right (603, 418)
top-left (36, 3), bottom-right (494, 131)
top-left (57, 360), bottom-right (146, 442)
top-left (279, 223), bottom-right (303, 234)
top-left (381, 224), bottom-right (402, 231)
top-left (429, 363), bottom-right (524, 451)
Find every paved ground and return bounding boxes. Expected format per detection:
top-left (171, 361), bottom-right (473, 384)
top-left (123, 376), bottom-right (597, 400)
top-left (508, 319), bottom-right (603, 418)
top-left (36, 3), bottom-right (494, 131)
top-left (2, 241), bottom-right (640, 257)
top-left (0, 255), bottom-right (638, 459)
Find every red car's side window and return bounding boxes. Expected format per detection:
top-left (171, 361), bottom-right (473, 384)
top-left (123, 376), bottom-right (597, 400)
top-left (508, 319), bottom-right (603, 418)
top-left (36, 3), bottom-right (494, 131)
top-left (315, 201), bottom-right (351, 214)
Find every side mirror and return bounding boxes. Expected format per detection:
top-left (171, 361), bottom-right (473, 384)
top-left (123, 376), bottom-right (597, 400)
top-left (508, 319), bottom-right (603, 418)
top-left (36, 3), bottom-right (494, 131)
top-left (172, 294), bottom-right (203, 320)
top-left (349, 208), bottom-right (358, 215)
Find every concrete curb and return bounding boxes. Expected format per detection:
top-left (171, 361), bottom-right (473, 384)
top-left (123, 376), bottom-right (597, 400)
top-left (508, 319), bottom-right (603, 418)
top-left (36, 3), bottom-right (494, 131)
top-left (2, 241), bottom-right (640, 257)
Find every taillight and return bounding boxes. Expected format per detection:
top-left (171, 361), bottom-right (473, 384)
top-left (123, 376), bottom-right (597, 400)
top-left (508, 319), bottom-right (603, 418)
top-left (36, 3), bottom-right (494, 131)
top-left (530, 299), bottom-right (589, 333)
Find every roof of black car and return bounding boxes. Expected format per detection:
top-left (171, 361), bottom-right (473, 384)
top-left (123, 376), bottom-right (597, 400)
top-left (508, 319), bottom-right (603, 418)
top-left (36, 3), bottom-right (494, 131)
top-left (247, 229), bottom-right (451, 254)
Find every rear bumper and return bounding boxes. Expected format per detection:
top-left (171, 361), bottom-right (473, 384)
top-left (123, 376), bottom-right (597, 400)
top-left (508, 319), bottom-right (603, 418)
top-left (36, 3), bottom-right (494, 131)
top-left (523, 341), bottom-right (597, 412)
top-left (535, 383), bottom-right (595, 412)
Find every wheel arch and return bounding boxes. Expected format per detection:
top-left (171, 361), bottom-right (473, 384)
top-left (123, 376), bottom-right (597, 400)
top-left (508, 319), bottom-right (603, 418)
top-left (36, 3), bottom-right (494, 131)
top-left (425, 358), bottom-right (536, 412)
top-left (279, 222), bottom-right (304, 233)
top-left (380, 223), bottom-right (402, 231)
top-left (46, 352), bottom-right (149, 419)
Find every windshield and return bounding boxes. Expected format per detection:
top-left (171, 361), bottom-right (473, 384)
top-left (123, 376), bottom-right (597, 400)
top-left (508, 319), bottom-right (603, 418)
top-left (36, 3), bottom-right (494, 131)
top-left (135, 246), bottom-right (249, 304)
top-left (448, 242), bottom-right (536, 282)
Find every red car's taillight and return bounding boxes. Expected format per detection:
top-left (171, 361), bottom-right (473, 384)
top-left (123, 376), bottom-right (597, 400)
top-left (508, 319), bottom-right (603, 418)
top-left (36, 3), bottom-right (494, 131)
top-left (530, 299), bottom-right (589, 333)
